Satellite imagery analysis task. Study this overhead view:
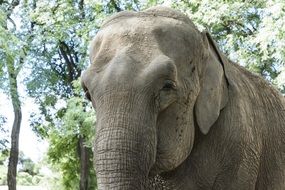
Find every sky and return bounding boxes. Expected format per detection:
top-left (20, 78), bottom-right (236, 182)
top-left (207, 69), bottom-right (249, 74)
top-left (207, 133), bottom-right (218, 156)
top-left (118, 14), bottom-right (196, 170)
top-left (0, 5), bottom-right (49, 163)
top-left (0, 79), bottom-right (48, 162)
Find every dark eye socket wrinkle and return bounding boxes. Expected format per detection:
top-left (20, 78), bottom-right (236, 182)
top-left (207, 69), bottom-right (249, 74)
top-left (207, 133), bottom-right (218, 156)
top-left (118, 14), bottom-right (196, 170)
top-left (162, 80), bottom-right (176, 91)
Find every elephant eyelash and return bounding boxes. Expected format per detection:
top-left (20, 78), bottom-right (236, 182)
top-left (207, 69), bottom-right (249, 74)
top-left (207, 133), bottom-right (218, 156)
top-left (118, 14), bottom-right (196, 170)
top-left (162, 80), bottom-right (177, 91)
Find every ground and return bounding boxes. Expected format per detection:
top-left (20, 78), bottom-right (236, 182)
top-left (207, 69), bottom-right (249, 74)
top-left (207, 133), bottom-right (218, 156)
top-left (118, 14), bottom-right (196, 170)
top-left (0, 186), bottom-right (47, 190)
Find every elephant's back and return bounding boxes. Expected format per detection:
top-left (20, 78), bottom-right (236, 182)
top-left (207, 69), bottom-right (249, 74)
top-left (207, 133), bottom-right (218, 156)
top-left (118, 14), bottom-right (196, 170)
top-left (225, 60), bottom-right (285, 142)
top-left (227, 61), bottom-right (285, 124)
top-left (225, 61), bottom-right (285, 188)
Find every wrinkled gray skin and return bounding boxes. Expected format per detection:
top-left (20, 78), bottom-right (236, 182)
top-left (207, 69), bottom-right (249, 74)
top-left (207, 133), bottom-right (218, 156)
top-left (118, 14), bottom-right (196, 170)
top-left (81, 6), bottom-right (285, 190)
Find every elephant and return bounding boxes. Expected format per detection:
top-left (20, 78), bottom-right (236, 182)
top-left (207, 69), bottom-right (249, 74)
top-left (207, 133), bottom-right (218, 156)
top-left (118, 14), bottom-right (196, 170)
top-left (81, 6), bottom-right (285, 190)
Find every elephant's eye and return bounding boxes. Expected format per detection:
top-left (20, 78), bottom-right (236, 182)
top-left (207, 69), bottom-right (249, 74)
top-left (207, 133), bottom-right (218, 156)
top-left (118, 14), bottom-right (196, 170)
top-left (162, 80), bottom-right (176, 91)
top-left (158, 80), bottom-right (177, 110)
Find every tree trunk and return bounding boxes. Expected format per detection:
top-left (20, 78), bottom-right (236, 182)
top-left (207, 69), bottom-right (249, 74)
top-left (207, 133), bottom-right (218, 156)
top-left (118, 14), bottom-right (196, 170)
top-left (4, 1), bottom-right (23, 189)
top-left (79, 136), bottom-right (89, 190)
top-left (7, 64), bottom-right (22, 190)
top-left (7, 108), bottom-right (21, 190)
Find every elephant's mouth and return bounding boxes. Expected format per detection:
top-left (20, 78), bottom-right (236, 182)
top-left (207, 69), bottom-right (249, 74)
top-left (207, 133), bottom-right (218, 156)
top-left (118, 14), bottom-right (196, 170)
top-left (148, 175), bottom-right (173, 190)
top-left (82, 81), bottom-right (91, 101)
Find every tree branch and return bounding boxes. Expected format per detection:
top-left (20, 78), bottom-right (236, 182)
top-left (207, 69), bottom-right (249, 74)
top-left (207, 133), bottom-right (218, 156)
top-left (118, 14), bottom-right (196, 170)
top-left (48, 59), bottom-right (64, 77)
top-left (58, 41), bottom-right (76, 82)
top-left (15, 48), bottom-right (28, 75)
top-left (79, 0), bottom-right (85, 19)
top-left (110, 0), bottom-right (122, 12)
top-left (7, 16), bottom-right (16, 30)
top-left (59, 41), bottom-right (82, 79)
top-left (7, 0), bottom-right (20, 17)
top-left (0, 0), bottom-right (9, 5)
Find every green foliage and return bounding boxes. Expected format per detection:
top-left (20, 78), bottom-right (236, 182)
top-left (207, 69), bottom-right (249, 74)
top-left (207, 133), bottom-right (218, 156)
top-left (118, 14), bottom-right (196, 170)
top-left (25, 0), bottom-right (102, 100)
top-left (0, 149), bottom-right (9, 165)
top-left (0, 164), bottom-right (7, 185)
top-left (0, 2), bottom-right (29, 189)
top-left (0, 115), bottom-right (8, 150)
top-left (0, 150), bottom-right (44, 186)
top-left (24, 1), bottom-right (144, 189)
top-left (47, 83), bottom-right (96, 189)
top-left (17, 172), bottom-right (33, 185)
top-left (16, 170), bottom-right (44, 186)
top-left (1, 0), bottom-right (284, 189)
top-left (173, 0), bottom-right (285, 92)
top-left (15, 152), bottom-right (43, 186)
top-left (0, 3), bottom-right (26, 96)
top-left (18, 152), bottom-right (39, 176)
top-left (0, 149), bottom-right (9, 185)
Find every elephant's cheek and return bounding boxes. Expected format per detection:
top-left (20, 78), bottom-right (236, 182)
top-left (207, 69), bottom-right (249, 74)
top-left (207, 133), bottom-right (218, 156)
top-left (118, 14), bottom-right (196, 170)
top-left (153, 104), bottom-right (195, 174)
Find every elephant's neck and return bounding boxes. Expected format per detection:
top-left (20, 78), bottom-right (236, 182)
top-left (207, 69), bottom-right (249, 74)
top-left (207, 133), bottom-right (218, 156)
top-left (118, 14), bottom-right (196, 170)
top-left (156, 142), bottom-right (222, 189)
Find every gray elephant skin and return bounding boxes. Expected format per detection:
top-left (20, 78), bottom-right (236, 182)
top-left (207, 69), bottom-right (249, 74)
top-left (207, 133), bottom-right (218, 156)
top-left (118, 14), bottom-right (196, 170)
top-left (81, 6), bottom-right (285, 190)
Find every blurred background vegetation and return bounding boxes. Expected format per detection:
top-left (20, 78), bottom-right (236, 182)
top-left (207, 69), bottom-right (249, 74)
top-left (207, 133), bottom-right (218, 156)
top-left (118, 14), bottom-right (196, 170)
top-left (0, 0), bottom-right (284, 189)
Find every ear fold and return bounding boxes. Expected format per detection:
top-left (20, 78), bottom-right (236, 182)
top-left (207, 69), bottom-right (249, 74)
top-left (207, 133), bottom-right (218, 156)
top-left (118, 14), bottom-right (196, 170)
top-left (195, 31), bottom-right (228, 135)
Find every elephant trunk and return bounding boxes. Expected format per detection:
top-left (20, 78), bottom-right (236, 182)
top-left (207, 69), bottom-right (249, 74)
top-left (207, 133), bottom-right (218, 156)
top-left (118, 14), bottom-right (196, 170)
top-left (94, 93), bottom-right (157, 189)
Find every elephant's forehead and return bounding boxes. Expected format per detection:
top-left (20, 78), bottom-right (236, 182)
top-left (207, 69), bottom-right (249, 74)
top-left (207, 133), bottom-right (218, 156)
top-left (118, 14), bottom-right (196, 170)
top-left (96, 17), bottom-right (190, 45)
top-left (90, 16), bottom-right (197, 66)
top-left (105, 17), bottom-right (162, 32)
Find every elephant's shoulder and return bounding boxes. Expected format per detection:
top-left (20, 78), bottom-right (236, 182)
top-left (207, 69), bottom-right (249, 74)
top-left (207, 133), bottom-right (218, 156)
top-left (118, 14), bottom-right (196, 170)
top-left (226, 62), bottom-right (283, 104)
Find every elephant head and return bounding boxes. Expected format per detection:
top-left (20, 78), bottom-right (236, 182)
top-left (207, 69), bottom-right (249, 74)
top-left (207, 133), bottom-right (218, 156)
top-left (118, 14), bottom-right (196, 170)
top-left (81, 6), bottom-right (228, 189)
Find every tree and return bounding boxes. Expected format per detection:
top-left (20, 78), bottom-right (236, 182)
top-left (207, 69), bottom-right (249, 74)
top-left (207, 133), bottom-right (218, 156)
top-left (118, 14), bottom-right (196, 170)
top-left (0, 149), bottom-right (9, 185)
top-left (1, 0), bottom-right (283, 189)
top-left (0, 0), bottom-right (25, 189)
top-left (0, 115), bottom-right (8, 151)
top-left (173, 0), bottom-right (285, 93)
top-left (18, 152), bottom-right (38, 176)
top-left (26, 1), bottom-right (284, 189)
top-left (26, 1), bottom-right (143, 189)
top-left (26, 1), bottom-right (100, 189)
top-left (47, 82), bottom-right (96, 189)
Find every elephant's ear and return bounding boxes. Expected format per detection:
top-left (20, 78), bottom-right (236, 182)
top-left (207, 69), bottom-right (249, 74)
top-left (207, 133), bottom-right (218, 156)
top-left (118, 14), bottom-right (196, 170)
top-left (195, 31), bottom-right (229, 135)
